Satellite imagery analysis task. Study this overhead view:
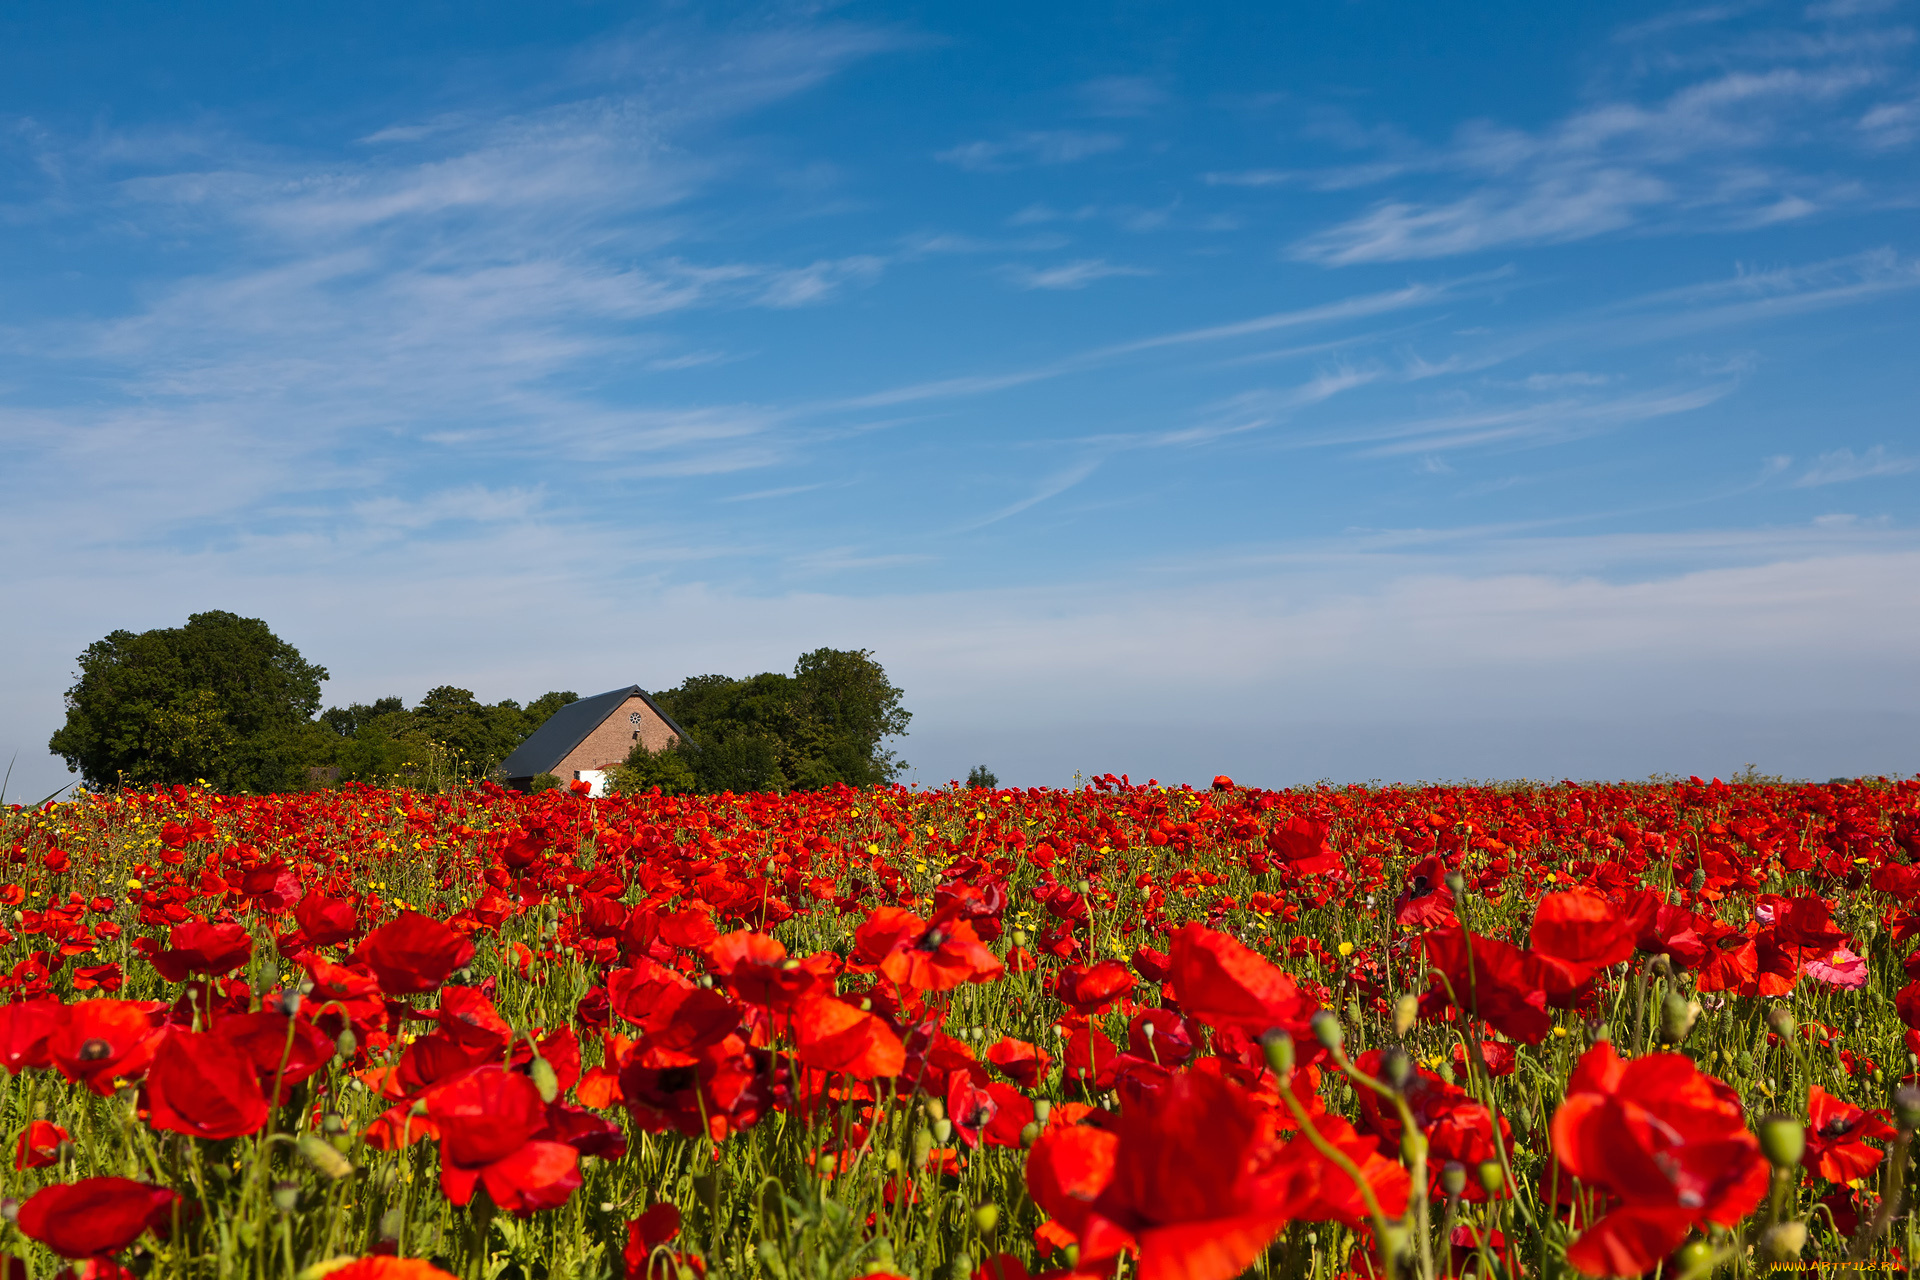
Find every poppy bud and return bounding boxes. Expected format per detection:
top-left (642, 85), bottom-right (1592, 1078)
top-left (297, 1133), bottom-right (352, 1180)
top-left (1439, 1162), bottom-right (1467, 1197)
top-left (1011, 930), bottom-right (1029, 947)
top-left (872, 1238), bottom-right (896, 1270)
top-left (1892, 1086), bottom-right (1920, 1132)
top-left (322, 1111), bottom-right (346, 1135)
top-left (272, 1181), bottom-right (300, 1213)
top-left (1766, 1006), bottom-right (1796, 1039)
top-left (1477, 1161), bottom-right (1504, 1196)
top-left (817, 1154), bottom-right (836, 1178)
top-left (973, 1203), bottom-right (1000, 1235)
top-left (1400, 1130), bottom-right (1427, 1165)
top-left (1444, 870), bottom-right (1466, 898)
top-left (1018, 1122), bottom-right (1042, 1147)
top-left (0, 1199), bottom-right (16, 1225)
top-left (1437, 1061), bottom-right (1457, 1085)
top-left (1033, 1100), bottom-right (1051, 1125)
top-left (912, 1128), bottom-right (933, 1169)
top-left (278, 991), bottom-right (303, 1017)
top-left (530, 1055), bottom-right (559, 1104)
top-left (335, 1027), bottom-right (357, 1061)
top-left (932, 1117), bottom-right (953, 1144)
top-left (1261, 1030), bottom-right (1295, 1076)
top-left (1392, 993), bottom-right (1418, 1036)
top-left (1689, 868), bottom-right (1706, 890)
top-left (1310, 1012), bottom-right (1343, 1053)
top-left (692, 1172), bottom-right (720, 1216)
top-left (1660, 992), bottom-right (1702, 1045)
top-left (1062, 1246), bottom-right (1080, 1269)
top-left (1673, 1240), bottom-right (1715, 1280)
top-left (1759, 1221), bottom-right (1807, 1264)
top-left (1758, 1114), bottom-right (1805, 1168)
top-left (1737, 1050), bottom-right (1755, 1075)
top-left (378, 1207), bottom-right (404, 1241)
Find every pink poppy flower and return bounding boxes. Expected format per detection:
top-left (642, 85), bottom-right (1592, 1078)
top-left (1802, 948), bottom-right (1868, 990)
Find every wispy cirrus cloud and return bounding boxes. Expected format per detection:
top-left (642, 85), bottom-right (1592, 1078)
top-left (1001, 258), bottom-right (1155, 290)
top-left (1274, 1), bottom-right (1913, 266)
top-left (934, 130), bottom-right (1123, 172)
top-left (1794, 445), bottom-right (1919, 485)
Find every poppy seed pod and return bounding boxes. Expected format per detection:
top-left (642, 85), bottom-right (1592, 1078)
top-left (1477, 1161), bottom-right (1504, 1196)
top-left (1018, 1121), bottom-right (1042, 1147)
top-left (1673, 1240), bottom-right (1715, 1280)
top-left (1261, 1030), bottom-right (1295, 1075)
top-left (1439, 1161), bottom-right (1467, 1197)
top-left (271, 1180), bottom-right (300, 1214)
top-left (1758, 1114), bottom-right (1805, 1168)
top-left (1392, 993), bottom-right (1418, 1037)
top-left (530, 1055), bottom-right (559, 1104)
top-left (1032, 1100), bottom-right (1051, 1125)
top-left (297, 1132), bottom-right (352, 1180)
top-left (1310, 1011), bottom-right (1343, 1053)
top-left (1660, 991), bottom-right (1702, 1045)
top-left (932, 1117), bottom-right (953, 1144)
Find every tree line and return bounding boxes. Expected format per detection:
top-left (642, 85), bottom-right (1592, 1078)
top-left (48, 611), bottom-right (911, 795)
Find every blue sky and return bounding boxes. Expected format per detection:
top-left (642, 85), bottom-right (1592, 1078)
top-left (4, 0), bottom-right (1919, 795)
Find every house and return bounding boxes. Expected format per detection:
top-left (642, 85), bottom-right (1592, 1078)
top-left (500, 685), bottom-right (690, 795)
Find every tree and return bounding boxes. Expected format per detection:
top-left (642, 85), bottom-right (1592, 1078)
top-left (312, 689), bottom-right (580, 786)
top-left (611, 741), bottom-right (699, 796)
top-left (49, 611), bottom-right (329, 793)
top-left (966, 765), bottom-right (999, 789)
top-left (648, 648), bottom-right (911, 794)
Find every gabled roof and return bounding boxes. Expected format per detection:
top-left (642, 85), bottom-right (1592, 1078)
top-left (500, 685), bottom-right (691, 780)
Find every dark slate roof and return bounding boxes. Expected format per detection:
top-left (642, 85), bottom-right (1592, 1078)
top-left (500, 685), bottom-right (691, 780)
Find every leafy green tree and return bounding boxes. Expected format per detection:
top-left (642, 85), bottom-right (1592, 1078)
top-left (49, 611), bottom-right (329, 792)
top-left (649, 649), bottom-right (910, 794)
top-left (966, 765), bottom-right (999, 789)
top-left (611, 741), bottom-right (700, 796)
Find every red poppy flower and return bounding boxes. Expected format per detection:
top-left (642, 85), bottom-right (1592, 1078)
top-left (1167, 923), bottom-right (1323, 1040)
top-left (1127, 1009), bottom-right (1195, 1066)
top-left (293, 893), bottom-right (362, 948)
top-left (854, 907), bottom-right (1003, 992)
top-left (214, 1011), bottom-right (336, 1097)
top-left (1027, 1067), bottom-right (1408, 1280)
top-left (1420, 929), bottom-right (1554, 1044)
top-left (618, 1035), bottom-right (767, 1141)
top-left (1131, 947), bottom-right (1172, 984)
top-left (1528, 890), bottom-right (1653, 990)
top-left (1803, 1085), bottom-right (1897, 1184)
top-left (625, 1204), bottom-right (690, 1280)
top-left (1394, 856), bottom-right (1457, 929)
top-left (704, 931), bottom-right (819, 1009)
top-left (145, 921), bottom-right (253, 983)
top-left (1264, 816), bottom-right (1340, 874)
top-left (47, 999), bottom-right (166, 1095)
top-left (1054, 960), bottom-right (1135, 1015)
top-left (985, 1036), bottom-right (1052, 1088)
top-left (14, 1119), bottom-right (68, 1170)
top-left (791, 995), bottom-right (905, 1078)
top-left (15, 1178), bottom-right (180, 1258)
top-left (358, 910), bottom-right (476, 995)
top-left (1351, 1049), bottom-right (1510, 1200)
top-left (147, 1028), bottom-right (271, 1140)
top-left (426, 1065), bottom-right (581, 1214)
top-left (1552, 1041), bottom-right (1768, 1276)
top-left (0, 998), bottom-right (60, 1073)
top-left (321, 1261), bottom-right (459, 1280)
top-left (1895, 979), bottom-right (1920, 1031)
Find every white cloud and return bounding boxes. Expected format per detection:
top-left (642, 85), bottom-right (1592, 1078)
top-left (934, 131), bottom-right (1124, 172)
top-left (1002, 259), bottom-right (1155, 290)
top-left (1286, 53), bottom-right (1890, 264)
top-left (1795, 445), bottom-right (1920, 485)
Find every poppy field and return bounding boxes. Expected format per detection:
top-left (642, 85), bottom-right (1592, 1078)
top-left (1, 773), bottom-right (1918, 1280)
